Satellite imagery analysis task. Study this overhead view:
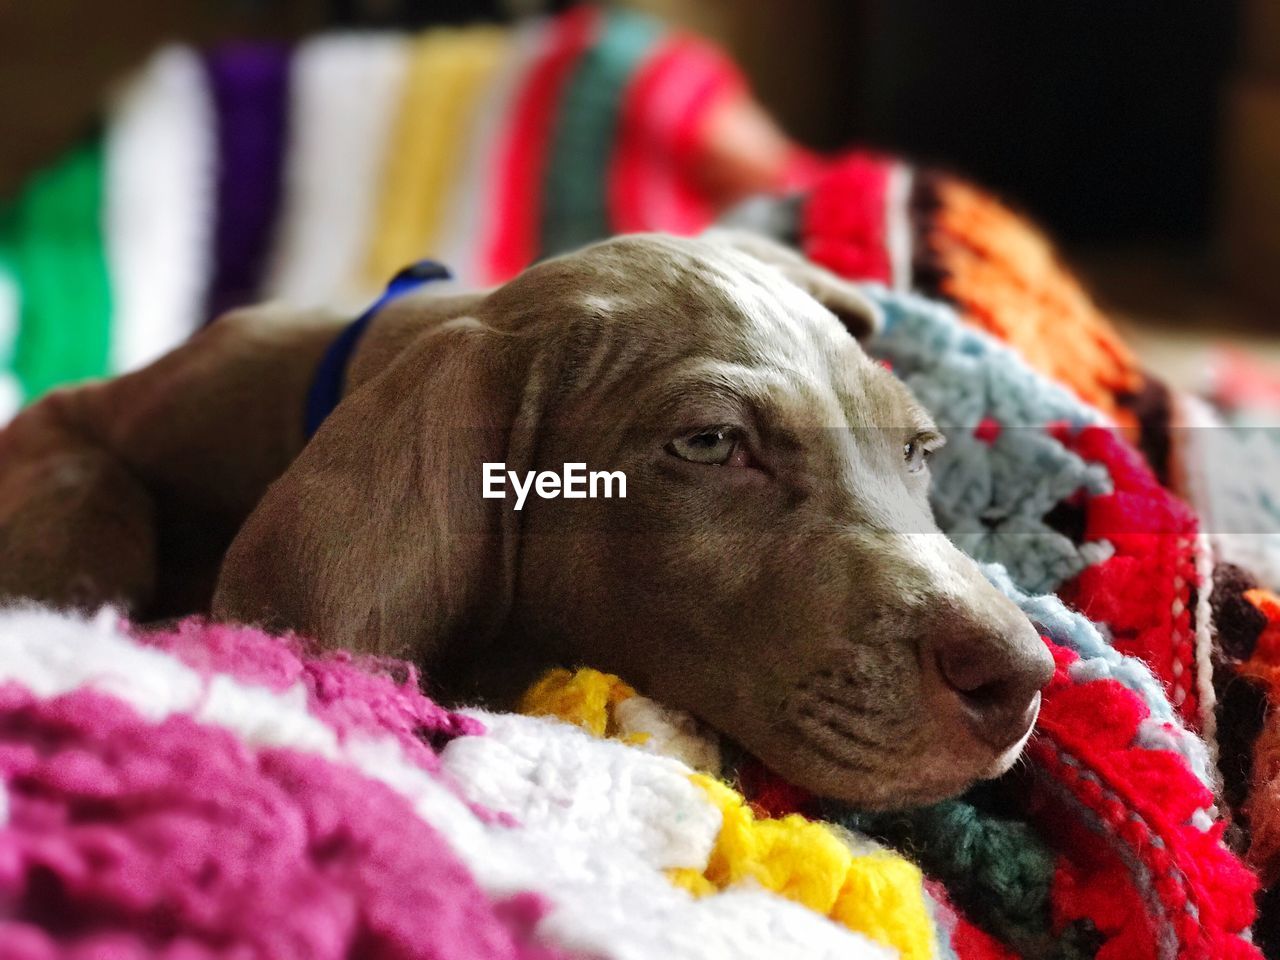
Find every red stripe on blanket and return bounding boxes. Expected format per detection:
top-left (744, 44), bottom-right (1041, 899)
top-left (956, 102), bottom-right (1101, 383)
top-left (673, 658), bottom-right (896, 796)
top-left (483, 6), bottom-right (600, 282)
top-left (800, 151), bottom-right (895, 285)
top-left (1054, 424), bottom-right (1203, 729)
top-left (609, 35), bottom-right (744, 236)
top-left (1030, 642), bottom-right (1259, 960)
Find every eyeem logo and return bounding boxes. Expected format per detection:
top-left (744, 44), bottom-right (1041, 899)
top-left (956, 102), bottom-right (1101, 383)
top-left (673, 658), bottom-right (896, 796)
top-left (483, 462), bottom-right (627, 511)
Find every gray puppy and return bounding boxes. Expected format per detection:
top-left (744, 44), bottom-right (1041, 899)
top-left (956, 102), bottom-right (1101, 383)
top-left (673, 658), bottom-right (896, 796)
top-left (0, 232), bottom-right (1052, 809)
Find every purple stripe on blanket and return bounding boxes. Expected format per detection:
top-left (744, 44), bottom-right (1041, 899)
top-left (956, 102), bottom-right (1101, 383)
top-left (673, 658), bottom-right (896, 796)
top-left (139, 619), bottom-right (484, 774)
top-left (204, 43), bottom-right (291, 321)
top-left (0, 682), bottom-right (570, 960)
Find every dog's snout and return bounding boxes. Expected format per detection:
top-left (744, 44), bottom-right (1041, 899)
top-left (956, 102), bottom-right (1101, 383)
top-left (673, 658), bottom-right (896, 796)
top-left (930, 615), bottom-right (1054, 751)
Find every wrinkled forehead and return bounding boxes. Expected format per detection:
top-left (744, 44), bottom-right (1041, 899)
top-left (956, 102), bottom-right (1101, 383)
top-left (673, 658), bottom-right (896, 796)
top-left (509, 235), bottom-right (856, 370)
top-left (510, 236), bottom-right (922, 431)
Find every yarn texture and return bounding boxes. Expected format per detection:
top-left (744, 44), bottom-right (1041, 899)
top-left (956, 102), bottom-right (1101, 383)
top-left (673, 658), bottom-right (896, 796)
top-left (0, 608), bottom-right (904, 960)
top-left (0, 10), bottom-right (758, 412)
top-left (3, 7), bottom-right (1279, 952)
top-left (787, 151), bottom-right (1280, 947)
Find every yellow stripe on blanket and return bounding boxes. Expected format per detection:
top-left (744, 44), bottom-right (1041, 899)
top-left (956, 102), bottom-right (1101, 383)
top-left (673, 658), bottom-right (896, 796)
top-left (364, 27), bottom-right (506, 285)
top-left (519, 666), bottom-right (642, 740)
top-left (678, 776), bottom-right (935, 960)
top-left (520, 667), bottom-right (935, 960)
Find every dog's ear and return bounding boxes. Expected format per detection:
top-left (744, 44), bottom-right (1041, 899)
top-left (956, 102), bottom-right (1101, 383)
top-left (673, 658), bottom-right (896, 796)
top-left (701, 227), bottom-right (883, 340)
top-left (212, 316), bottom-right (550, 669)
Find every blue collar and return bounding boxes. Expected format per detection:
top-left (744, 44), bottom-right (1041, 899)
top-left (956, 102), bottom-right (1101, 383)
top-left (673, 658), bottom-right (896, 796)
top-left (304, 260), bottom-right (452, 440)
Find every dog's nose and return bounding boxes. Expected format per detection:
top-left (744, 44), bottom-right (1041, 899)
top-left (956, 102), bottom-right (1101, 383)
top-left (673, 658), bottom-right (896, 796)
top-left (933, 617), bottom-right (1054, 751)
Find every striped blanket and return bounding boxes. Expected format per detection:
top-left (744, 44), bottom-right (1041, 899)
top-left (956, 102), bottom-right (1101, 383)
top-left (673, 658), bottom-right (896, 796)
top-left (3, 7), bottom-right (1279, 957)
top-left (0, 7), bottom-right (803, 419)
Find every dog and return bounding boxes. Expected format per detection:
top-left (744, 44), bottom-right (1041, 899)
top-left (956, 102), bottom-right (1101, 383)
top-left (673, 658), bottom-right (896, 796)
top-left (0, 231), bottom-right (1052, 808)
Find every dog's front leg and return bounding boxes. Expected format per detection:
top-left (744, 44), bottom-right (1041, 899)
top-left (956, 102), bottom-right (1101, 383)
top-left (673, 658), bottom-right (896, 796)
top-left (0, 388), bottom-right (158, 613)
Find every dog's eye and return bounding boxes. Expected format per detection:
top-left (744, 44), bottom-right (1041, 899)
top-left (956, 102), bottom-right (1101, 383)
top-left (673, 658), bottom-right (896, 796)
top-left (668, 427), bottom-right (747, 466)
top-left (904, 431), bottom-right (943, 474)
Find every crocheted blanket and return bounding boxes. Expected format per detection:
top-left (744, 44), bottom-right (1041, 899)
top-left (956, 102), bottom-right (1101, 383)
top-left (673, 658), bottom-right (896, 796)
top-left (0, 277), bottom-right (1264, 959)
top-left (4, 8), bottom-right (1280, 955)
top-left (0, 8), bottom-right (778, 417)
top-left (787, 153), bottom-right (1280, 952)
top-left (0, 569), bottom-right (1251, 960)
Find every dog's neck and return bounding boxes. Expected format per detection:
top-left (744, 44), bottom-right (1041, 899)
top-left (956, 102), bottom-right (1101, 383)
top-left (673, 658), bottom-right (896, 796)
top-left (304, 259), bottom-right (454, 440)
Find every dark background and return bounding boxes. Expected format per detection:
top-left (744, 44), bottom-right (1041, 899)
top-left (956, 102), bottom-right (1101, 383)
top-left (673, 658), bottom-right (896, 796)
top-left (1, 1), bottom-right (1271, 327)
top-left (857, 2), bottom-right (1240, 246)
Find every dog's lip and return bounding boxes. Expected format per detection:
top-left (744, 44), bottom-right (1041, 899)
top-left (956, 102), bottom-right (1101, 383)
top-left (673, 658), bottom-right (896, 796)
top-left (772, 717), bottom-right (884, 776)
top-left (953, 688), bottom-right (1041, 754)
top-left (785, 693), bottom-right (899, 755)
top-left (793, 747), bottom-right (984, 807)
top-left (748, 719), bottom-right (1008, 806)
top-left (767, 678), bottom-right (1036, 804)
top-left (872, 776), bottom-right (981, 809)
top-left (979, 701), bottom-right (1040, 778)
top-left (792, 733), bottom-right (882, 775)
top-left (785, 714), bottom-right (1021, 801)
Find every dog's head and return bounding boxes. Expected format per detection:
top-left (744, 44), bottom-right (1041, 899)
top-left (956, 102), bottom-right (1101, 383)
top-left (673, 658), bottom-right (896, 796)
top-left (215, 232), bottom-right (1053, 809)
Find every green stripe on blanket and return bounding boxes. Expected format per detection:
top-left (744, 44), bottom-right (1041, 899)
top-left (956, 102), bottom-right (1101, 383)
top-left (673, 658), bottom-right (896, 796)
top-left (541, 11), bottom-right (663, 259)
top-left (6, 139), bottom-right (113, 403)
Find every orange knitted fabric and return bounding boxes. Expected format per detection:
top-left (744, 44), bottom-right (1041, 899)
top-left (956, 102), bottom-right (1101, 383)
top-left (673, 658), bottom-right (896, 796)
top-left (926, 176), bottom-right (1142, 425)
